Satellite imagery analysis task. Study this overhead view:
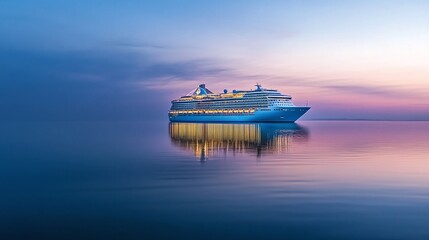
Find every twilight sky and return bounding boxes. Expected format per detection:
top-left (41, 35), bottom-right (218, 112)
top-left (1, 0), bottom-right (429, 121)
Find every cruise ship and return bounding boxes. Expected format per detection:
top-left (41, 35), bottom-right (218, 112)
top-left (169, 84), bottom-right (310, 122)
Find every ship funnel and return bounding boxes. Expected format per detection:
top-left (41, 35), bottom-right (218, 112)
top-left (192, 84), bottom-right (213, 95)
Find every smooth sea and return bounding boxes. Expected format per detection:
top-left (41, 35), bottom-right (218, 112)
top-left (2, 120), bottom-right (429, 239)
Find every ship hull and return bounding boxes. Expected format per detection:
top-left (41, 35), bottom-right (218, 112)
top-left (169, 107), bottom-right (310, 123)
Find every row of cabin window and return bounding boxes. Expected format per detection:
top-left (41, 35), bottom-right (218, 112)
top-left (174, 103), bottom-right (268, 108)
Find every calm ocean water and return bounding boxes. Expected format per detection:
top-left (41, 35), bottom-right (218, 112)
top-left (1, 120), bottom-right (429, 239)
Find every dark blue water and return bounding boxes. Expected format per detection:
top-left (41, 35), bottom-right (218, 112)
top-left (2, 120), bottom-right (429, 239)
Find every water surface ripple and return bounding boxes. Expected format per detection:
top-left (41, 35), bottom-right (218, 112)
top-left (1, 121), bottom-right (429, 239)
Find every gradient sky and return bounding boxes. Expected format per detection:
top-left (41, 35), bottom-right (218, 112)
top-left (1, 0), bottom-right (428, 121)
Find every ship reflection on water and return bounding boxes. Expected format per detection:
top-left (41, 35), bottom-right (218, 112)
top-left (169, 122), bottom-right (309, 161)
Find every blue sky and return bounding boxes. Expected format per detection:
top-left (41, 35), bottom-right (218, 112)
top-left (1, 0), bottom-right (429, 120)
